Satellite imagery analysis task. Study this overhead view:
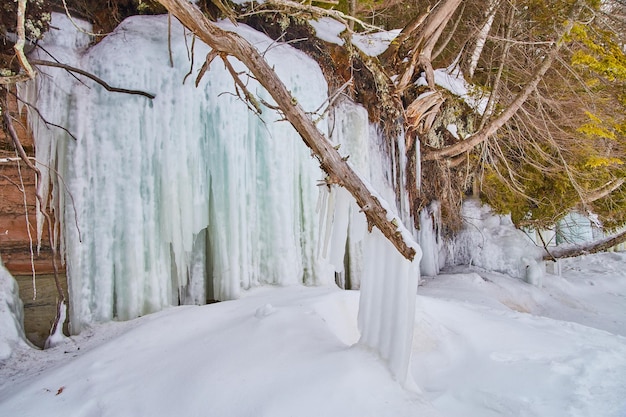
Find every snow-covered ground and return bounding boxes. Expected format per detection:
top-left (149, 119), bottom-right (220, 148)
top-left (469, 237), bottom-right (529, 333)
top-left (1, 251), bottom-right (625, 417)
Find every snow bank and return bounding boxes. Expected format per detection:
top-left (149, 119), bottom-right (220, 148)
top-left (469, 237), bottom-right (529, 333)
top-left (0, 259), bottom-right (29, 362)
top-left (412, 292), bottom-right (626, 417)
top-left (446, 199), bottom-right (545, 282)
top-left (2, 260), bottom-right (625, 417)
top-left (0, 287), bottom-right (440, 417)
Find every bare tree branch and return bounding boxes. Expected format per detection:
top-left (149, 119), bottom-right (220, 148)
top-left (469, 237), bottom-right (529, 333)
top-left (14, 0), bottom-right (36, 80)
top-left (30, 59), bottom-right (156, 99)
top-left (423, 43), bottom-right (562, 161)
top-left (545, 229), bottom-right (626, 260)
top-left (6, 88), bottom-right (79, 141)
top-left (582, 178), bottom-right (626, 204)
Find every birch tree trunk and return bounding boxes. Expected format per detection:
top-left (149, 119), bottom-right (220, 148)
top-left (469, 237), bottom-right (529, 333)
top-left (467, 1), bottom-right (497, 78)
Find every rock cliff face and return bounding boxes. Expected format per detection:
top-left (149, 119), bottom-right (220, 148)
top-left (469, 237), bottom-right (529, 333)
top-left (0, 92), bottom-right (58, 275)
top-left (1, 92), bottom-right (65, 347)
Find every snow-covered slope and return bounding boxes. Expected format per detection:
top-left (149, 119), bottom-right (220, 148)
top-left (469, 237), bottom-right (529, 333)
top-left (1, 251), bottom-right (625, 417)
top-left (416, 253), bottom-right (626, 417)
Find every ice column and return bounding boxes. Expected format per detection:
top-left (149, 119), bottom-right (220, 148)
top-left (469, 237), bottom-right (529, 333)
top-left (417, 202), bottom-right (443, 276)
top-left (358, 227), bottom-right (421, 386)
top-left (323, 98), bottom-right (422, 385)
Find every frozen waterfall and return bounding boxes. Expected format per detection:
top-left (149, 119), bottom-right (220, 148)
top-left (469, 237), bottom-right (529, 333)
top-left (25, 14), bottom-right (335, 331)
top-left (23, 12), bottom-right (435, 384)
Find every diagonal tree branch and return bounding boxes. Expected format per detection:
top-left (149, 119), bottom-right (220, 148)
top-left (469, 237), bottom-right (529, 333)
top-left (582, 178), bottom-right (626, 204)
top-left (158, 0), bottom-right (418, 261)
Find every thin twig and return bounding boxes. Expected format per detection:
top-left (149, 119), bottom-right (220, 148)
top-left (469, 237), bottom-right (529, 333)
top-left (14, 156), bottom-right (38, 300)
top-left (2, 88), bottom-right (65, 343)
top-left (7, 89), bottom-right (79, 141)
top-left (183, 35), bottom-right (197, 85)
top-left (220, 54), bottom-right (262, 114)
top-left (61, 0), bottom-right (110, 37)
top-left (195, 50), bottom-right (219, 87)
top-left (536, 228), bottom-right (557, 261)
top-left (30, 59), bottom-right (156, 99)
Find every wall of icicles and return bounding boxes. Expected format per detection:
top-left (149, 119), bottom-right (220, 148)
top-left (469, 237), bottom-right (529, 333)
top-left (23, 13), bottom-right (439, 336)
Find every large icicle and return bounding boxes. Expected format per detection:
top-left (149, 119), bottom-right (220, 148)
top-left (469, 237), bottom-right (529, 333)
top-left (321, 97), bottom-right (422, 384)
top-left (358, 227), bottom-right (421, 386)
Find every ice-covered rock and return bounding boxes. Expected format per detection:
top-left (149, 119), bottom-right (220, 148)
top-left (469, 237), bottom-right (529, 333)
top-left (0, 258), bottom-right (29, 361)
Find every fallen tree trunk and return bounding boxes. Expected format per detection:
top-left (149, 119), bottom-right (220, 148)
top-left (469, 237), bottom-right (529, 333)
top-left (157, 0), bottom-right (418, 261)
top-left (544, 229), bottom-right (626, 260)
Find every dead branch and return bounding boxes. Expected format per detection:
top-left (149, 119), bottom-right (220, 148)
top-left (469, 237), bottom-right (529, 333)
top-left (423, 44), bottom-right (561, 161)
top-left (195, 50), bottom-right (219, 87)
top-left (582, 178), bottom-right (626, 204)
top-left (261, 0), bottom-right (383, 33)
top-left (7, 89), bottom-right (79, 141)
top-left (379, 11), bottom-right (429, 64)
top-left (479, 4), bottom-right (515, 130)
top-left (545, 228), bottom-right (626, 260)
top-left (159, 0), bottom-right (418, 261)
top-left (220, 54), bottom-right (263, 114)
top-left (0, 0), bottom-right (35, 85)
top-left (30, 59), bottom-right (156, 99)
top-left (13, 156), bottom-right (38, 300)
top-left (14, 0), bottom-right (36, 80)
top-left (61, 0), bottom-right (109, 38)
top-left (183, 35), bottom-right (197, 84)
top-left (432, 2), bottom-right (466, 61)
top-left (405, 91), bottom-right (445, 134)
top-left (394, 0), bottom-right (463, 91)
top-left (0, 157), bottom-right (83, 243)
